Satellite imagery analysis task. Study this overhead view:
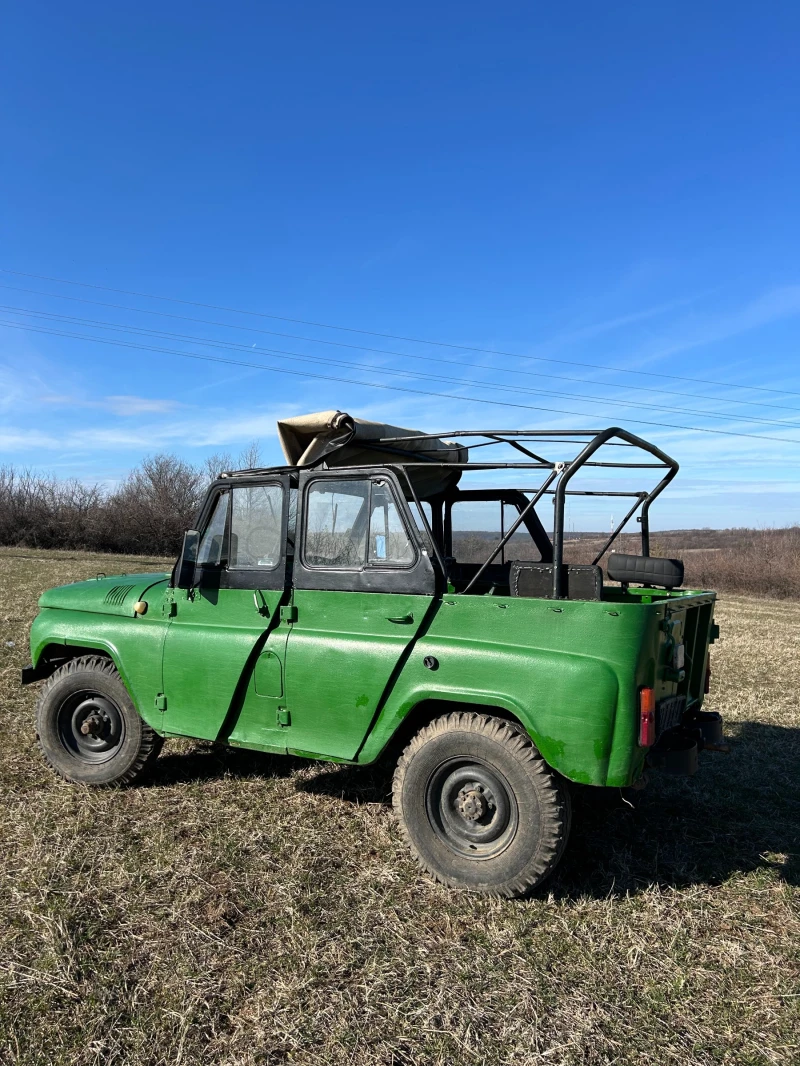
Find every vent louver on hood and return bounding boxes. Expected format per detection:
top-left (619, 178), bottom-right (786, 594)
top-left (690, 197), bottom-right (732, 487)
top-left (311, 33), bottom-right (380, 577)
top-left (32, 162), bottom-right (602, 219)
top-left (104, 584), bottom-right (136, 607)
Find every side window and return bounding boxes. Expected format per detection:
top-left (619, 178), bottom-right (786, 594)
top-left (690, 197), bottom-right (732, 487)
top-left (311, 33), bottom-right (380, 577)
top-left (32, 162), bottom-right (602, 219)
top-left (304, 478), bottom-right (417, 569)
top-left (229, 484), bottom-right (284, 570)
top-left (197, 492), bottom-right (229, 566)
top-left (449, 499), bottom-right (540, 564)
top-left (369, 481), bottom-right (415, 565)
top-left (304, 479), bottom-right (369, 567)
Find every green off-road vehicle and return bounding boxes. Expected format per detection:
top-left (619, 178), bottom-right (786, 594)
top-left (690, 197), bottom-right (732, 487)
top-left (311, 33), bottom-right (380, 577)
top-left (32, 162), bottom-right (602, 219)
top-left (23, 412), bottom-right (723, 896)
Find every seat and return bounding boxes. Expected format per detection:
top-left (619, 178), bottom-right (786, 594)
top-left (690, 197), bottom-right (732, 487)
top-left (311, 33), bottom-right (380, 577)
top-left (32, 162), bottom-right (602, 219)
top-left (509, 562), bottom-right (603, 600)
top-left (606, 553), bottom-right (684, 589)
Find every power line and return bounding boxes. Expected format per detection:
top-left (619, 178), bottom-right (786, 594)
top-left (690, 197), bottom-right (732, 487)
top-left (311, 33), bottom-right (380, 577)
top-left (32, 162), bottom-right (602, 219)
top-left (2, 280), bottom-right (798, 416)
top-left (2, 316), bottom-right (799, 445)
top-left (5, 302), bottom-right (800, 432)
top-left (3, 266), bottom-right (799, 400)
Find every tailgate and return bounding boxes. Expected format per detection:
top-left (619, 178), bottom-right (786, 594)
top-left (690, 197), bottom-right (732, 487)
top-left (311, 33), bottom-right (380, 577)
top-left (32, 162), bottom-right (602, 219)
top-left (655, 593), bottom-right (717, 730)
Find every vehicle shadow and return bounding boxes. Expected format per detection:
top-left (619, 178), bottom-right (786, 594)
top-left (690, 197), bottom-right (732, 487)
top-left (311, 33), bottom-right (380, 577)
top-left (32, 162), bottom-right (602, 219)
top-left (296, 720), bottom-right (800, 897)
top-left (146, 743), bottom-right (308, 786)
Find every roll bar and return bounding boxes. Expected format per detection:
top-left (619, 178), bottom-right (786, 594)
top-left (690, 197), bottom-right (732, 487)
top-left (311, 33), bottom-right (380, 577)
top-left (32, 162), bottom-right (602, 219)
top-left (221, 426), bottom-right (679, 599)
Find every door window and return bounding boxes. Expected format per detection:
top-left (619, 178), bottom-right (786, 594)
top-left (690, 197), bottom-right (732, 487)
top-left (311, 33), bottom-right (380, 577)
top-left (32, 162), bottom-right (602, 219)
top-left (304, 479), bottom-right (369, 567)
top-left (304, 478), bottom-right (416, 569)
top-left (229, 484), bottom-right (284, 570)
top-left (197, 492), bottom-right (229, 566)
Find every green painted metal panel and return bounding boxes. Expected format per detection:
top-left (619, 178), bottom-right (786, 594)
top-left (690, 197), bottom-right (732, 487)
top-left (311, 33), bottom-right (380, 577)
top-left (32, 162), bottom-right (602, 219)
top-left (225, 625), bottom-right (291, 751)
top-left (284, 588), bottom-right (433, 760)
top-left (254, 649), bottom-right (283, 696)
top-left (356, 594), bottom-right (666, 786)
top-left (30, 572), bottom-right (172, 730)
top-left (161, 585), bottom-right (287, 743)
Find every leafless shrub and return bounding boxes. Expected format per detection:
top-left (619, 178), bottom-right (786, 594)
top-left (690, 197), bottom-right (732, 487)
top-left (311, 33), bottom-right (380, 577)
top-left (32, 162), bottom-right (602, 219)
top-left (0, 466), bottom-right (105, 550)
top-left (0, 458), bottom-right (205, 556)
top-left (101, 454), bottom-right (205, 556)
top-left (0, 443), bottom-right (269, 558)
top-left (2, 455), bottom-right (798, 597)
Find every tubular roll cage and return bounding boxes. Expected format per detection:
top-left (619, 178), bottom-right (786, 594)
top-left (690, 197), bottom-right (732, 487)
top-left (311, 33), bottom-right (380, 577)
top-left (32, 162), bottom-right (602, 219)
top-left (222, 427), bottom-right (679, 601)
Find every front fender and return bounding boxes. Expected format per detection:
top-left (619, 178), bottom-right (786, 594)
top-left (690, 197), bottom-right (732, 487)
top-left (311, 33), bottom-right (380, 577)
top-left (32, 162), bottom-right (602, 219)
top-left (29, 608), bottom-right (167, 732)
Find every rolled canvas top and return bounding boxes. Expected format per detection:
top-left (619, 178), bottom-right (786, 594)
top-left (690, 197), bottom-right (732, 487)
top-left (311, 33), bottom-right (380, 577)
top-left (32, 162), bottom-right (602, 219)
top-left (276, 410), bottom-right (467, 497)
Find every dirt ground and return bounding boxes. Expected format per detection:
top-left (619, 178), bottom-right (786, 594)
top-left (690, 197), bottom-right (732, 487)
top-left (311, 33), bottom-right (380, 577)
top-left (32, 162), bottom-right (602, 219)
top-left (1, 548), bottom-right (798, 1065)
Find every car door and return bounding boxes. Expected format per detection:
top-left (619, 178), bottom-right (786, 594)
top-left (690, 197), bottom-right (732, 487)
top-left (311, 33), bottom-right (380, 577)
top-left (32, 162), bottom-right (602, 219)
top-left (161, 476), bottom-right (292, 749)
top-left (284, 470), bottom-right (438, 760)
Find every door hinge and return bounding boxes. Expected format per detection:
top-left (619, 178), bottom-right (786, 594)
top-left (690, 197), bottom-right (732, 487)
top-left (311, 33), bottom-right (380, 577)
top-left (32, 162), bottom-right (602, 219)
top-left (155, 693), bottom-right (167, 711)
top-left (277, 706), bottom-right (291, 727)
top-left (280, 604), bottom-right (298, 623)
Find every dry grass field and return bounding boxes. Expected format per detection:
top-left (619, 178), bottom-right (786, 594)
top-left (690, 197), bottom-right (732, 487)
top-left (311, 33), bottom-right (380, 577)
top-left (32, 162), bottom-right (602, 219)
top-left (1, 548), bottom-right (798, 1065)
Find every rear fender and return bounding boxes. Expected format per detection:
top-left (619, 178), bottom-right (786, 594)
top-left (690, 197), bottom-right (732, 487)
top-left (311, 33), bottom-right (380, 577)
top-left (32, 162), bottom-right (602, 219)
top-left (357, 646), bottom-right (630, 786)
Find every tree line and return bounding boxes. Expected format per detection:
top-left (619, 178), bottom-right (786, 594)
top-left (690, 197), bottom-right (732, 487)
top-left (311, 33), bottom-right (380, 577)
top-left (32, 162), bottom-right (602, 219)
top-left (0, 444), bottom-right (262, 557)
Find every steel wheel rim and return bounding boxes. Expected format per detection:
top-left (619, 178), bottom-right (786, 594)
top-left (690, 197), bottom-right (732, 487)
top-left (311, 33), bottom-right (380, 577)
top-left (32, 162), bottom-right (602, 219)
top-left (57, 692), bottom-right (126, 763)
top-left (425, 757), bottom-right (518, 860)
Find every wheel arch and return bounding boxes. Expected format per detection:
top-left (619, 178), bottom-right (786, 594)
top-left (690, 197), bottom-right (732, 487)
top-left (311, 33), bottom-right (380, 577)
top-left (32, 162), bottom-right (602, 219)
top-left (31, 642), bottom-right (140, 710)
top-left (368, 695), bottom-right (533, 765)
top-left (33, 641), bottom-right (115, 678)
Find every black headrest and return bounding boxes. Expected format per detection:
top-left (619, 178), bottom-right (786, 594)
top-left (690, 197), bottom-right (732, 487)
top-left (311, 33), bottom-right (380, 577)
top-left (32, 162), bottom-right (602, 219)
top-left (606, 553), bottom-right (684, 589)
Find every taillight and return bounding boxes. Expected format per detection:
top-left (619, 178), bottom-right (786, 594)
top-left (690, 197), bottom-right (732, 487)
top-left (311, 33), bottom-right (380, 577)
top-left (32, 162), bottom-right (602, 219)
top-left (705, 660), bottom-right (711, 694)
top-left (638, 687), bottom-right (656, 747)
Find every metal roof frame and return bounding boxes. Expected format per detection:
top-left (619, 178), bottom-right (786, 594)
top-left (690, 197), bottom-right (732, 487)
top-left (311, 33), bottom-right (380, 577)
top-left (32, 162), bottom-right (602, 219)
top-left (221, 426), bottom-right (679, 599)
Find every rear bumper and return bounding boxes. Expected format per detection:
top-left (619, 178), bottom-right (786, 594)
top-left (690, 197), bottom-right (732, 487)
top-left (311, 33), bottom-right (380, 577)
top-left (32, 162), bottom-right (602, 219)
top-left (647, 710), bottom-right (726, 776)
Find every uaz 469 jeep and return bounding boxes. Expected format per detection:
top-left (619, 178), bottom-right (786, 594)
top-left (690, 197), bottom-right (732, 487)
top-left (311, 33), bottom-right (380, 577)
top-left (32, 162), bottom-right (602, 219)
top-left (24, 412), bottom-right (722, 896)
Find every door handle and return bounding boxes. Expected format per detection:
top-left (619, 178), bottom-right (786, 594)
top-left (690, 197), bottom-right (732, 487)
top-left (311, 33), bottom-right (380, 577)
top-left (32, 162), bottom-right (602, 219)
top-left (387, 613), bottom-right (414, 624)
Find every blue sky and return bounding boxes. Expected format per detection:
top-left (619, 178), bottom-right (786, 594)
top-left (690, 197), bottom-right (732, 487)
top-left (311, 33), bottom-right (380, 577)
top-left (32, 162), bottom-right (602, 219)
top-left (1, 1), bottom-right (799, 529)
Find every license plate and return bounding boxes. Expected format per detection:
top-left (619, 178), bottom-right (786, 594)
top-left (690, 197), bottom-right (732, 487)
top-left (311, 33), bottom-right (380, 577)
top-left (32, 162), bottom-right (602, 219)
top-left (656, 695), bottom-right (686, 735)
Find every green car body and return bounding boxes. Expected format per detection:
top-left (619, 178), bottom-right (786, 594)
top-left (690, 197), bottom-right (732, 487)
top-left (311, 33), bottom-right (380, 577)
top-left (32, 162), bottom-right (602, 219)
top-left (27, 554), bottom-right (716, 789)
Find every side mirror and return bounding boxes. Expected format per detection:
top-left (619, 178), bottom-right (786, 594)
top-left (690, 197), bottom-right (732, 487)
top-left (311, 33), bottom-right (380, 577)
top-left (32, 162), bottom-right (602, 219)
top-left (175, 529), bottom-right (200, 589)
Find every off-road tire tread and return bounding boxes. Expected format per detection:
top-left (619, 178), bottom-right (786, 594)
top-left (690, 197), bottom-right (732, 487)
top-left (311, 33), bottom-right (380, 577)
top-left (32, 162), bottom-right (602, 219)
top-left (35, 655), bottom-right (163, 786)
top-left (392, 711), bottom-right (571, 897)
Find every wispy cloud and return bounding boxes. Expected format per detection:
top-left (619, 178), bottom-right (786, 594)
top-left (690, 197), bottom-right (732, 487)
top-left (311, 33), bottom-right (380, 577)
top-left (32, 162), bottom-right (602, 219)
top-left (634, 284), bottom-right (800, 369)
top-left (545, 294), bottom-right (703, 348)
top-left (40, 394), bottom-right (180, 416)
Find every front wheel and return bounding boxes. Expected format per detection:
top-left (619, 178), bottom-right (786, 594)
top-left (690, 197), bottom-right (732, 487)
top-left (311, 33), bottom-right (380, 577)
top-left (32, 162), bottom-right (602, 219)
top-left (393, 712), bottom-right (571, 897)
top-left (35, 655), bottom-right (163, 786)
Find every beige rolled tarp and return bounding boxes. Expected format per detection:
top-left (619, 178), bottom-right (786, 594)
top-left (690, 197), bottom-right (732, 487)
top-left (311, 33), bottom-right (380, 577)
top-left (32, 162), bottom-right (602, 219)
top-left (276, 410), bottom-right (467, 498)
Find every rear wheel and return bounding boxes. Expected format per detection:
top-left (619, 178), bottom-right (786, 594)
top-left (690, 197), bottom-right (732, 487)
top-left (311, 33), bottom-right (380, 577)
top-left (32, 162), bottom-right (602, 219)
top-left (35, 656), bottom-right (163, 786)
top-left (393, 712), bottom-right (571, 897)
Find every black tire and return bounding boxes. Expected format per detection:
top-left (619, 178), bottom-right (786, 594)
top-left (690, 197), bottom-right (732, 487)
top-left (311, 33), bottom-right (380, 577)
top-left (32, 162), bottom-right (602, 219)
top-left (35, 655), bottom-right (163, 786)
top-left (393, 712), bottom-right (571, 897)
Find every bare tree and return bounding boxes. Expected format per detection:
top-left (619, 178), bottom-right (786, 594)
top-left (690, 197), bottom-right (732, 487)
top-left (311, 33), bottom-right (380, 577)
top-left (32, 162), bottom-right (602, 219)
top-left (103, 455), bottom-right (205, 555)
top-left (203, 450), bottom-right (234, 481)
top-left (236, 440), bottom-right (263, 470)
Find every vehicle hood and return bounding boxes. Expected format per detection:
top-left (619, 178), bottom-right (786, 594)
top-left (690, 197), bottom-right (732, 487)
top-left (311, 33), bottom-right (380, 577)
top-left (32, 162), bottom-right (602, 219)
top-left (38, 571), bottom-right (171, 616)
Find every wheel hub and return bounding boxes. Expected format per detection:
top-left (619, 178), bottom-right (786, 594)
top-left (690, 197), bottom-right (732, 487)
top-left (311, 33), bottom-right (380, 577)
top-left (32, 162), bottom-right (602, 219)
top-left (455, 784), bottom-right (493, 822)
top-left (57, 693), bottom-right (126, 762)
top-left (425, 759), bottom-right (517, 860)
top-left (79, 712), bottom-right (108, 737)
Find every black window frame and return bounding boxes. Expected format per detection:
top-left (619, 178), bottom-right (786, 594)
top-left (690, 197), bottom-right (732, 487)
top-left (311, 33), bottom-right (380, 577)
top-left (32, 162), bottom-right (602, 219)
top-left (443, 488), bottom-right (553, 563)
top-left (301, 474), bottom-right (419, 573)
top-left (191, 475), bottom-right (291, 592)
top-left (294, 469), bottom-right (436, 595)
